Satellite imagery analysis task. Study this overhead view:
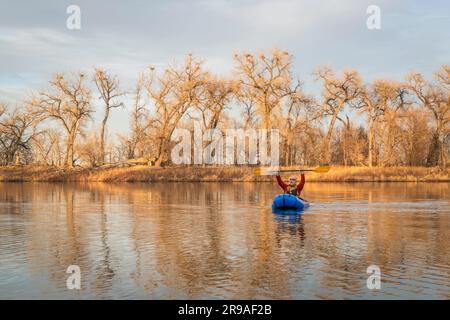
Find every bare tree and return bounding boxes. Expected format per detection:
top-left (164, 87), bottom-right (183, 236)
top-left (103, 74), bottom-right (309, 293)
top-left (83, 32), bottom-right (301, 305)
top-left (359, 82), bottom-right (383, 167)
top-left (32, 72), bottom-right (93, 168)
top-left (196, 76), bottom-right (236, 131)
top-left (407, 66), bottom-right (450, 167)
top-left (376, 82), bottom-right (409, 166)
top-left (145, 54), bottom-right (208, 166)
top-left (234, 49), bottom-right (294, 131)
top-left (435, 64), bottom-right (450, 88)
top-left (358, 80), bottom-right (407, 166)
top-left (0, 104), bottom-right (42, 165)
top-left (234, 80), bottom-right (257, 129)
top-left (31, 128), bottom-right (63, 166)
top-left (121, 73), bottom-right (150, 159)
top-left (77, 132), bottom-right (102, 167)
top-left (314, 67), bottom-right (362, 163)
top-left (399, 109), bottom-right (431, 166)
top-left (332, 125), bottom-right (367, 166)
top-left (93, 68), bottom-right (125, 164)
top-left (279, 82), bottom-right (316, 165)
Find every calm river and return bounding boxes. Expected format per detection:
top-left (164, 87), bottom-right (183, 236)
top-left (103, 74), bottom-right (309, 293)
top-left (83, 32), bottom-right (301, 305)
top-left (0, 182), bottom-right (449, 299)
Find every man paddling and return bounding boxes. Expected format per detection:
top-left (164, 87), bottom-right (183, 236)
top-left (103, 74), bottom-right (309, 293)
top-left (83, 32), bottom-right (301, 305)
top-left (276, 170), bottom-right (305, 198)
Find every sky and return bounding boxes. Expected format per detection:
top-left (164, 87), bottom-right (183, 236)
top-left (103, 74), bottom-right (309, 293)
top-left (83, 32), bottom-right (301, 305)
top-left (0, 0), bottom-right (449, 135)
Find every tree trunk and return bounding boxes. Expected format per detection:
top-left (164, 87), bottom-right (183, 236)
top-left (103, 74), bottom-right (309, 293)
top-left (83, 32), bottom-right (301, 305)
top-left (154, 138), bottom-right (166, 167)
top-left (65, 131), bottom-right (76, 168)
top-left (100, 108), bottom-right (110, 165)
top-left (368, 121), bottom-right (374, 167)
top-left (321, 101), bottom-right (344, 163)
top-left (437, 123), bottom-right (446, 169)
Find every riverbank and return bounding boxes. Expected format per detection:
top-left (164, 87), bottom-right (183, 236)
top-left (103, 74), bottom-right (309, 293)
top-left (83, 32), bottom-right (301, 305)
top-left (0, 165), bottom-right (449, 182)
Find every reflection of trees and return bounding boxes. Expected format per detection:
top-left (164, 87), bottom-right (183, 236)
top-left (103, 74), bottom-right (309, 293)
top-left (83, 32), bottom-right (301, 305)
top-left (103, 182), bottom-right (295, 298)
top-left (22, 183), bottom-right (88, 294)
top-left (91, 190), bottom-right (115, 296)
top-left (367, 204), bottom-right (450, 298)
top-left (303, 182), bottom-right (450, 202)
top-left (1, 181), bottom-right (449, 298)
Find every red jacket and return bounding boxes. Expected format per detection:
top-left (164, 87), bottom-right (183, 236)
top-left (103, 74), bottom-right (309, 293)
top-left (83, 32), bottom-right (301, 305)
top-left (276, 174), bottom-right (305, 197)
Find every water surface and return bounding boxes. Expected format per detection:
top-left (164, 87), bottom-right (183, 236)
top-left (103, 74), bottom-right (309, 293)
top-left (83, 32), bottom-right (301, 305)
top-left (0, 182), bottom-right (449, 299)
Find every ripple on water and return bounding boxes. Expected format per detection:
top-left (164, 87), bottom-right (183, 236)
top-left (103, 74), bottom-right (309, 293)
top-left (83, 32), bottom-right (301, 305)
top-left (0, 182), bottom-right (449, 299)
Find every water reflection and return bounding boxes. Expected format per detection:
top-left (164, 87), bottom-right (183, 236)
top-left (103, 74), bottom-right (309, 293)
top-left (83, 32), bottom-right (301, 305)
top-left (0, 182), bottom-right (449, 299)
top-left (274, 214), bottom-right (306, 244)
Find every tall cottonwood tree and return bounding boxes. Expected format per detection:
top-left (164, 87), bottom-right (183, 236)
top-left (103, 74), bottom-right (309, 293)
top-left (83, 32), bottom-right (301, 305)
top-left (196, 76), bottom-right (236, 132)
top-left (145, 54), bottom-right (208, 166)
top-left (33, 72), bottom-right (93, 168)
top-left (127, 73), bottom-right (150, 159)
top-left (31, 128), bottom-right (63, 166)
top-left (279, 82), bottom-right (315, 165)
top-left (93, 68), bottom-right (124, 164)
top-left (407, 66), bottom-right (450, 167)
top-left (358, 80), bottom-right (407, 166)
top-left (332, 125), bottom-right (367, 166)
top-left (0, 105), bottom-right (42, 165)
top-left (382, 87), bottom-right (409, 166)
top-left (314, 67), bottom-right (362, 163)
top-left (234, 49), bottom-right (294, 131)
top-left (400, 109), bottom-right (431, 166)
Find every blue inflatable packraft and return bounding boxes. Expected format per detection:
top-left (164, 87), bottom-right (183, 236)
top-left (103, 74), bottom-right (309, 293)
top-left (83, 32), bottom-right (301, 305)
top-left (272, 194), bottom-right (309, 214)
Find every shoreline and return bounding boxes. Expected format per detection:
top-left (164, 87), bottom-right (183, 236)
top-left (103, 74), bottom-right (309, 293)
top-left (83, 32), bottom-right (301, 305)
top-left (0, 165), bottom-right (449, 182)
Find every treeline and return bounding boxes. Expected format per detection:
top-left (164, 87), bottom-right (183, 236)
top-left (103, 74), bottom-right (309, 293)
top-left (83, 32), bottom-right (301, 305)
top-left (0, 49), bottom-right (449, 168)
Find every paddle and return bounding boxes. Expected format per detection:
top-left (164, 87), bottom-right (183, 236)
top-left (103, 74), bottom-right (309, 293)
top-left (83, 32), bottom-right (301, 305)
top-left (254, 165), bottom-right (330, 176)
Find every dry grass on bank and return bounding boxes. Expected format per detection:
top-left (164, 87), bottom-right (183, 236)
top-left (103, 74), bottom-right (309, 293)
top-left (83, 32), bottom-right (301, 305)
top-left (0, 165), bottom-right (449, 182)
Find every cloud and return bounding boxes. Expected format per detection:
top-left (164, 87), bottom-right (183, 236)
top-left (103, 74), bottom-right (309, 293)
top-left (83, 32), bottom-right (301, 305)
top-left (0, 0), bottom-right (448, 134)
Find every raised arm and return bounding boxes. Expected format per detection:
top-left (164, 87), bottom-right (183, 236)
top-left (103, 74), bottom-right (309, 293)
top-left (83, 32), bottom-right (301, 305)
top-left (276, 175), bottom-right (287, 191)
top-left (297, 173), bottom-right (305, 192)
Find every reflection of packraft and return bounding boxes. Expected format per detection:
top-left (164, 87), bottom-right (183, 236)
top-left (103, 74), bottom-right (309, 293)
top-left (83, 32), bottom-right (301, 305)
top-left (272, 194), bottom-right (309, 211)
